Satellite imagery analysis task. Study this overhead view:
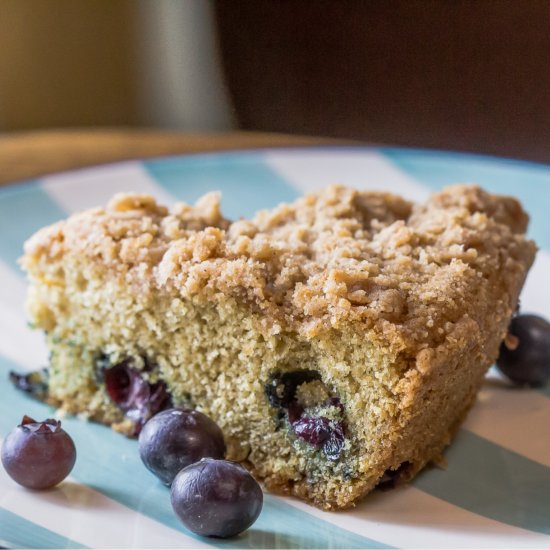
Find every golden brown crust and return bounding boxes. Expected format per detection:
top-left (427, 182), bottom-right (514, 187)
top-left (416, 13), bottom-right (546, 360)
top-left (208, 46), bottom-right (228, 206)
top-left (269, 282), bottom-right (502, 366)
top-left (23, 184), bottom-right (536, 347)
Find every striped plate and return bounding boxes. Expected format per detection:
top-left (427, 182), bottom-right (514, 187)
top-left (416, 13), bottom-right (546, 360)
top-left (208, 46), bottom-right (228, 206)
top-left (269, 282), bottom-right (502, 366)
top-left (0, 147), bottom-right (549, 549)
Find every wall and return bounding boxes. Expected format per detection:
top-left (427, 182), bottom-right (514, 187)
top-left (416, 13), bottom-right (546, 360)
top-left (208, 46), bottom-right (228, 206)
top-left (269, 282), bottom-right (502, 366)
top-left (0, 0), bottom-right (234, 131)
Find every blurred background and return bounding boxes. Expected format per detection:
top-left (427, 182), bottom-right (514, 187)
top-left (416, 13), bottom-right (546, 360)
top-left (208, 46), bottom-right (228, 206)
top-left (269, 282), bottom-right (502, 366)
top-left (2, 0), bottom-right (550, 162)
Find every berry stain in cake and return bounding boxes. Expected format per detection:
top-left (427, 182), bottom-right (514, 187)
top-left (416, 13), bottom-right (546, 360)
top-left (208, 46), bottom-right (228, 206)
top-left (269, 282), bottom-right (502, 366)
top-left (265, 371), bottom-right (347, 461)
top-left (101, 357), bottom-right (172, 434)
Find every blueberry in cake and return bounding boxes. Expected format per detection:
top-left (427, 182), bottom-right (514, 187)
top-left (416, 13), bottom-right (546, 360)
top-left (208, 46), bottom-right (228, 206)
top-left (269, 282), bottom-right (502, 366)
top-left (17, 184), bottom-right (535, 510)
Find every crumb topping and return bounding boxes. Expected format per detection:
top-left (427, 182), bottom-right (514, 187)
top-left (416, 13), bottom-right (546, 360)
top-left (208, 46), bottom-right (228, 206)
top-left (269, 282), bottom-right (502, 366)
top-left (22, 185), bottom-right (536, 348)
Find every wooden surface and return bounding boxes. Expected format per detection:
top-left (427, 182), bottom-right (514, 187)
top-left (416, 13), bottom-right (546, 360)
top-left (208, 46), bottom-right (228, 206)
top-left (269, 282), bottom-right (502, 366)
top-left (0, 129), bottom-right (342, 186)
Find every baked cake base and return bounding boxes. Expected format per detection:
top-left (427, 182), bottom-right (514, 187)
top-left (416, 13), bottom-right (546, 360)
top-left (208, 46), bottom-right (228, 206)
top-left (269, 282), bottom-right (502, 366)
top-left (19, 184), bottom-right (535, 509)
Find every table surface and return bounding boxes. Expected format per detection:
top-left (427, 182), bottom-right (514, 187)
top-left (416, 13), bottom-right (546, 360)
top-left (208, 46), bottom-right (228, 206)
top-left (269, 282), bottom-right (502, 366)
top-left (0, 129), bottom-right (344, 186)
top-left (1, 133), bottom-right (549, 548)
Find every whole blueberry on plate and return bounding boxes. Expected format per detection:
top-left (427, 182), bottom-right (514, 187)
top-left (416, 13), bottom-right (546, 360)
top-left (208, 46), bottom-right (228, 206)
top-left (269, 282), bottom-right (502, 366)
top-left (1, 416), bottom-right (76, 490)
top-left (170, 458), bottom-right (263, 538)
top-left (497, 314), bottom-right (550, 386)
top-left (139, 408), bottom-right (225, 485)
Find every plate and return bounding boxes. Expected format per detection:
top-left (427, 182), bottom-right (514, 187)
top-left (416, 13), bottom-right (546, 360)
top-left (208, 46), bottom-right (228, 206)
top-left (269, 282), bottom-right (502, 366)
top-left (0, 147), bottom-right (549, 549)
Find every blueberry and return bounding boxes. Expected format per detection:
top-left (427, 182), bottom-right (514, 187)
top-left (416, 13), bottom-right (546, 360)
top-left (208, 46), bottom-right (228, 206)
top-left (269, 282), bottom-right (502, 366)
top-left (291, 409), bottom-right (346, 461)
top-left (1, 416), bottom-right (76, 490)
top-left (375, 462), bottom-right (411, 491)
top-left (265, 370), bottom-right (347, 461)
top-left (497, 314), bottom-right (550, 386)
top-left (320, 422), bottom-right (346, 461)
top-left (139, 408), bottom-right (226, 485)
top-left (292, 416), bottom-right (332, 446)
top-left (9, 368), bottom-right (49, 400)
top-left (265, 370), bottom-right (321, 408)
top-left (170, 458), bottom-right (263, 538)
top-left (103, 359), bottom-right (172, 434)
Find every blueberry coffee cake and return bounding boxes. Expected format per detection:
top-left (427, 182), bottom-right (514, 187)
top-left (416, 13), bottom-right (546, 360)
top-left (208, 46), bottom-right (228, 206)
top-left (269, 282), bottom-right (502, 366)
top-left (18, 184), bottom-right (535, 510)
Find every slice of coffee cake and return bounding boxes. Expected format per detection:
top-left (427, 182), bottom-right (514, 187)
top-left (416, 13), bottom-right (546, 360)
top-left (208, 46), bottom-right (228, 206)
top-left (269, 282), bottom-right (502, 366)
top-left (19, 184), bottom-right (535, 510)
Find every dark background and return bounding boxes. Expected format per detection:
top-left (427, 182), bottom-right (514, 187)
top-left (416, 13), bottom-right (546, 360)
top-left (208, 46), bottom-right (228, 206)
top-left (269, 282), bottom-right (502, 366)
top-left (3, 0), bottom-right (550, 163)
top-left (216, 0), bottom-right (550, 162)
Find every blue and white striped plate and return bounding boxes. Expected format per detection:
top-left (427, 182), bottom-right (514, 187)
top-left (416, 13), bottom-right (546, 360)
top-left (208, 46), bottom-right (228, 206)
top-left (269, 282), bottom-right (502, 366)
top-left (1, 147), bottom-right (549, 549)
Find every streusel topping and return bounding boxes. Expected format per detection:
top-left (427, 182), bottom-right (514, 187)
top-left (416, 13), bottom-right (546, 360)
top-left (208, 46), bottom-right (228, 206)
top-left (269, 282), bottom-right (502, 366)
top-left (23, 185), bottom-right (536, 348)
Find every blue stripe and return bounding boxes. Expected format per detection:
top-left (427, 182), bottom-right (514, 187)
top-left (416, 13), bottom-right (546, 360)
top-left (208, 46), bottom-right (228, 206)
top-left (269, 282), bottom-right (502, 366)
top-left (0, 506), bottom-right (87, 549)
top-left (413, 429), bottom-right (550, 534)
top-left (0, 355), bottom-right (391, 550)
top-left (381, 147), bottom-right (550, 252)
top-left (144, 152), bottom-right (300, 219)
top-left (0, 182), bottom-right (67, 271)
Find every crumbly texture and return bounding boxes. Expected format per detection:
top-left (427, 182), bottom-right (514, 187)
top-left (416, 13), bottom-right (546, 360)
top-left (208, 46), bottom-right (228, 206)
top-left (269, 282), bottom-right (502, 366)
top-left (21, 184), bottom-right (536, 510)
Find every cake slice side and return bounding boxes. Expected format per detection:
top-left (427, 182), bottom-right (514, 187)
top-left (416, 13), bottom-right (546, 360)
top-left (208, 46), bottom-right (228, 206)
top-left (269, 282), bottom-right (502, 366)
top-left (19, 185), bottom-right (536, 509)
